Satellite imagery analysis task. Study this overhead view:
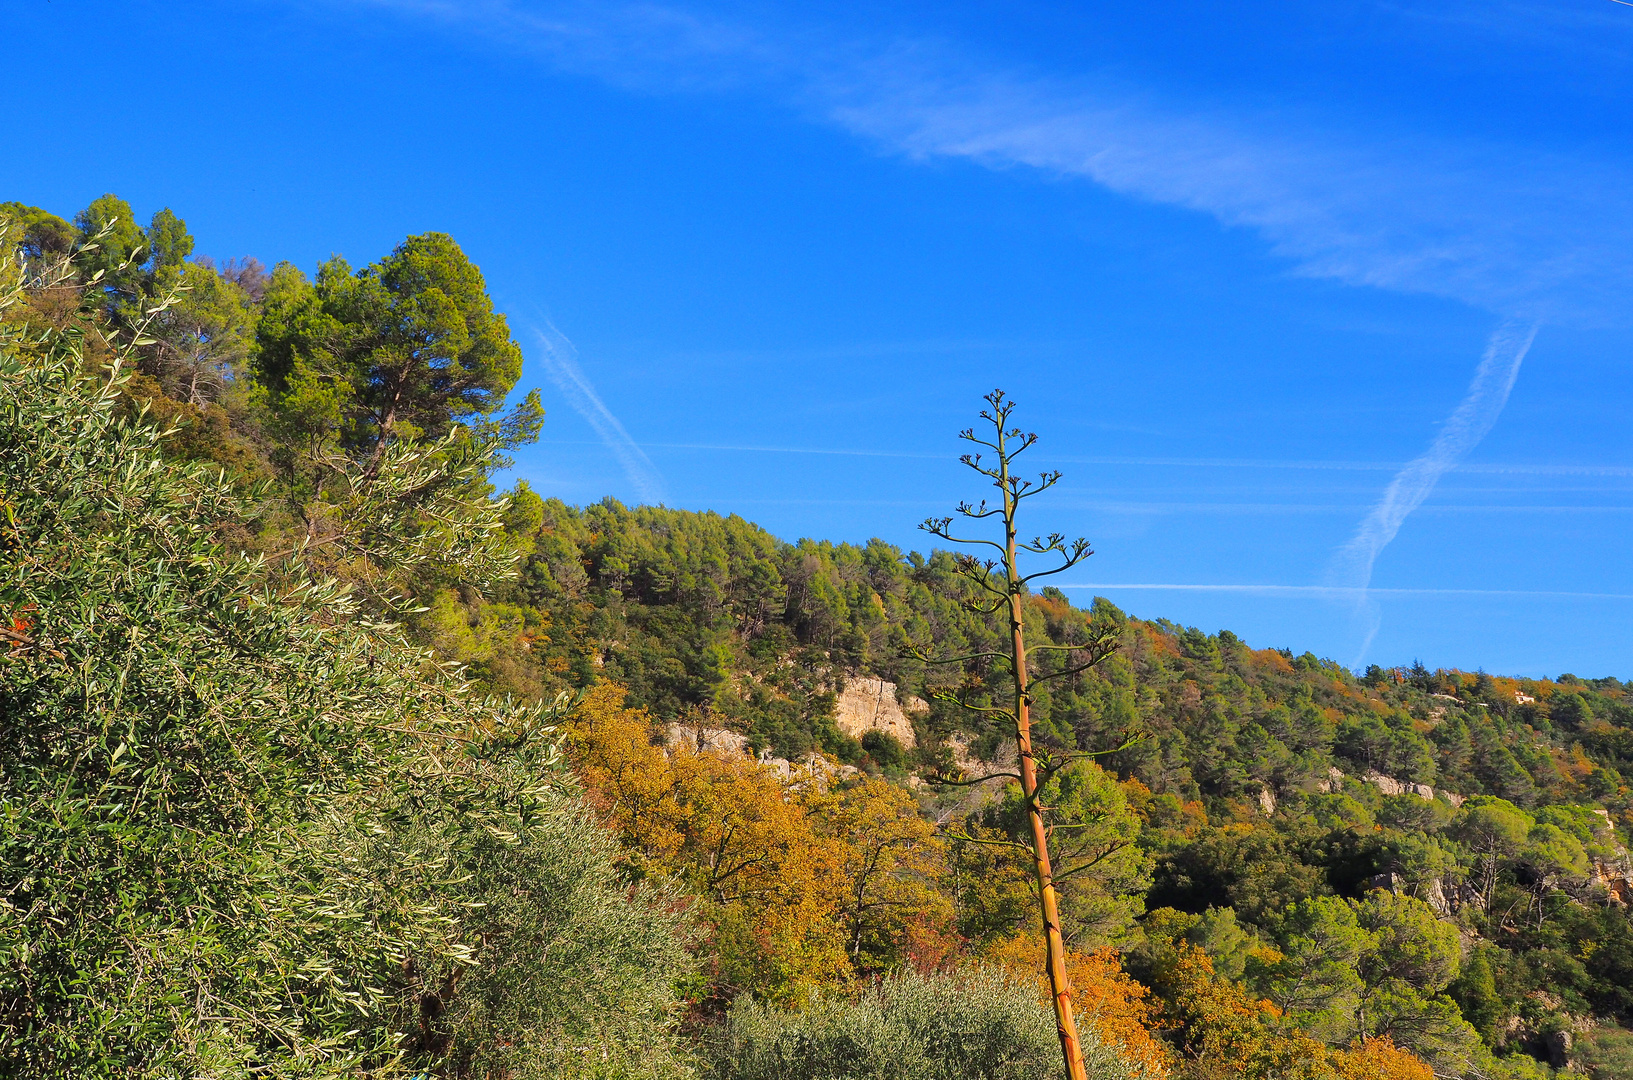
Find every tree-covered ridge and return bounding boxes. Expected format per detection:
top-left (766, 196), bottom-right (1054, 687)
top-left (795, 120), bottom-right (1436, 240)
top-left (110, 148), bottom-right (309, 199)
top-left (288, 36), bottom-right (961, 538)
top-left (6, 195), bottom-right (1633, 1079)
top-left (455, 493), bottom-right (1632, 812)
top-left (449, 496), bottom-right (1633, 1073)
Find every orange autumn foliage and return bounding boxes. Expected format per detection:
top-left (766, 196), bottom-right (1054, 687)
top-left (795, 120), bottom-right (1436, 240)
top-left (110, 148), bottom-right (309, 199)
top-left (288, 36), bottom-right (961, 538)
top-left (1069, 946), bottom-right (1173, 1078)
top-left (986, 934), bottom-right (1171, 1078)
top-left (1143, 628), bottom-right (1182, 659)
top-left (564, 684), bottom-right (850, 1002)
top-left (1251, 648), bottom-right (1295, 675)
top-left (1331, 1037), bottom-right (1435, 1080)
top-left (1142, 930), bottom-right (1437, 1080)
top-left (805, 775), bottom-right (954, 971)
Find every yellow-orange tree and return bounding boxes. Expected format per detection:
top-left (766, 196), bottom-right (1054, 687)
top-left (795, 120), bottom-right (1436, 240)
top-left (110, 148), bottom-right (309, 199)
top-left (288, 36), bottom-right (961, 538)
top-left (806, 775), bottom-right (953, 973)
top-left (1137, 911), bottom-right (1437, 1080)
top-left (566, 685), bottom-right (853, 1004)
top-left (988, 935), bottom-right (1173, 1078)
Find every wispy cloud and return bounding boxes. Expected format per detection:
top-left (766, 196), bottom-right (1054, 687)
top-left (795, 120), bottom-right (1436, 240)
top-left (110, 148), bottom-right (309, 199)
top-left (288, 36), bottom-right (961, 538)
top-left (346, 0), bottom-right (1633, 321)
top-left (536, 438), bottom-right (1633, 477)
top-left (1328, 322), bottom-right (1539, 592)
top-left (339, 0), bottom-right (1624, 660)
top-left (822, 81), bottom-right (1621, 320)
top-left (529, 321), bottom-right (667, 504)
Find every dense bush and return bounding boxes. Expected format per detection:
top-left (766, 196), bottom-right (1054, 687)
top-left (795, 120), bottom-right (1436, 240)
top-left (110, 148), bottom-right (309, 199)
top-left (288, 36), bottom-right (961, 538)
top-left (707, 969), bottom-right (1143, 1080)
top-left (0, 263), bottom-right (691, 1077)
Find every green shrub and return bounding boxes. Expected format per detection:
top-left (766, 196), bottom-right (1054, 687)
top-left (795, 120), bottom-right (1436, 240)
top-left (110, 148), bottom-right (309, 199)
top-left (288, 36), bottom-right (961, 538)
top-left (0, 247), bottom-right (692, 1077)
top-left (861, 730), bottom-right (907, 770)
top-left (1574, 1025), bottom-right (1633, 1080)
top-left (706, 968), bottom-right (1142, 1080)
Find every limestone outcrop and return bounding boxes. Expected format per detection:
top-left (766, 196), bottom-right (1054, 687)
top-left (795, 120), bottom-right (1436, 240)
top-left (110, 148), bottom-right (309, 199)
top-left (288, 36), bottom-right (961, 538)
top-left (833, 676), bottom-right (923, 748)
top-left (662, 723), bottom-right (750, 758)
top-left (660, 722), bottom-right (859, 786)
top-left (1315, 765), bottom-right (1463, 806)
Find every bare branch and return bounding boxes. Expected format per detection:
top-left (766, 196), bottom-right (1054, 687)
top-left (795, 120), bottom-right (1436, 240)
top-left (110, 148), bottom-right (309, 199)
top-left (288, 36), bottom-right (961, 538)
top-left (1028, 656), bottom-right (1122, 685)
top-left (921, 523), bottom-right (1008, 554)
top-left (945, 829), bottom-right (1033, 853)
top-left (925, 771), bottom-right (1024, 788)
top-left (927, 697), bottom-right (1017, 718)
top-left (959, 432), bottom-right (1000, 453)
top-left (1050, 844), bottom-right (1133, 883)
top-left (1043, 733), bottom-right (1149, 763)
top-left (955, 498), bottom-right (1003, 519)
top-left (1019, 560), bottom-right (1091, 585)
top-left (1023, 635), bottom-right (1121, 655)
top-left (1016, 471), bottom-right (1062, 496)
top-left (1020, 531), bottom-right (1069, 555)
top-left (905, 648), bottom-right (1012, 667)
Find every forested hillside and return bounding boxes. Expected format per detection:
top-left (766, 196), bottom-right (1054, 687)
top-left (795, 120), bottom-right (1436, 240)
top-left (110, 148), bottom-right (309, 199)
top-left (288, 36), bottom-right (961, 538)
top-left (4, 197), bottom-right (1632, 1079)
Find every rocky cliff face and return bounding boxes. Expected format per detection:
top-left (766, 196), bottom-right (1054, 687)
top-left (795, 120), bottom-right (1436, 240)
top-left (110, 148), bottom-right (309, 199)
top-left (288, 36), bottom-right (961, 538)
top-left (660, 722), bottom-right (859, 785)
top-left (1311, 765), bottom-right (1465, 807)
top-left (832, 677), bottom-right (923, 748)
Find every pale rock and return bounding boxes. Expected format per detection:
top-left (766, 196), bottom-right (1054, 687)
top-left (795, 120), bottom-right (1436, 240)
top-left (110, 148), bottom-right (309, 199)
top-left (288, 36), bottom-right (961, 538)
top-left (662, 724), bottom-right (860, 789)
top-left (1356, 769), bottom-right (1462, 806)
top-left (1316, 766), bottom-right (1345, 794)
top-left (1363, 770), bottom-right (1410, 797)
top-left (663, 723), bottom-right (750, 758)
top-left (945, 732), bottom-right (1016, 782)
top-left (833, 676), bottom-right (922, 749)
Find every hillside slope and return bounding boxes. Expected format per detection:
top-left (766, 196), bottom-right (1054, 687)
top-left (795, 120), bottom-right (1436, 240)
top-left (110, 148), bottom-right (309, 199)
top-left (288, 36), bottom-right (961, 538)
top-left (9, 197), bottom-right (1633, 1078)
top-left (433, 495), bottom-right (1633, 1075)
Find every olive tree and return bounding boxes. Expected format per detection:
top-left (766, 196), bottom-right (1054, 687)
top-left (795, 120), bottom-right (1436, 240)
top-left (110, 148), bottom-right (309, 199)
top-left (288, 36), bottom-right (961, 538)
top-left (0, 230), bottom-right (691, 1078)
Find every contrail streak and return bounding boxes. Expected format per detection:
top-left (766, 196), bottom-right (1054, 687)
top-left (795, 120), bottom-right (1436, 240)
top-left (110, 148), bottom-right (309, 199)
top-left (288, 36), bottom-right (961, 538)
top-left (1330, 320), bottom-right (1538, 661)
top-left (1056, 583), bottom-right (1633, 601)
top-left (1331, 322), bottom-right (1539, 590)
top-left (530, 322), bottom-right (667, 505)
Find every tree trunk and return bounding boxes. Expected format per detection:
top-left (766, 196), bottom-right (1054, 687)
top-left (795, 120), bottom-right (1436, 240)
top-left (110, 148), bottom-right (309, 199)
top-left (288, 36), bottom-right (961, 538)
top-left (361, 392), bottom-right (401, 487)
top-left (1001, 453), bottom-right (1089, 1080)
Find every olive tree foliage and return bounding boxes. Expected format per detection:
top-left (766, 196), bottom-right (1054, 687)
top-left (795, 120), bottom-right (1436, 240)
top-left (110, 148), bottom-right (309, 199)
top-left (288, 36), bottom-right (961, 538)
top-left (707, 968), bottom-right (1145, 1080)
top-left (0, 232), bottom-right (692, 1078)
top-left (256, 421), bottom-right (529, 613)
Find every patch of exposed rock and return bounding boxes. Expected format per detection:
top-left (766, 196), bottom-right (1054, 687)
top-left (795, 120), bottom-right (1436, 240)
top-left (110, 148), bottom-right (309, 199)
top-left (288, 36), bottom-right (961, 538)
top-left (660, 722), bottom-right (860, 788)
top-left (1362, 770), bottom-right (1439, 802)
top-left (944, 732), bottom-right (1018, 782)
top-left (833, 677), bottom-right (923, 749)
top-left (1314, 766), bottom-right (1464, 807)
top-left (662, 723), bottom-right (750, 758)
top-left (1589, 820), bottom-right (1633, 906)
top-left (1257, 786), bottom-right (1277, 816)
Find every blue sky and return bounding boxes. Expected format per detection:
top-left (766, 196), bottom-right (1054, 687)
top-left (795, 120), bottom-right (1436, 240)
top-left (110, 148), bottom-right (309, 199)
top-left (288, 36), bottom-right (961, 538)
top-left (8, 0), bottom-right (1633, 677)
